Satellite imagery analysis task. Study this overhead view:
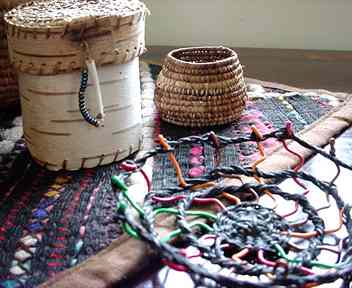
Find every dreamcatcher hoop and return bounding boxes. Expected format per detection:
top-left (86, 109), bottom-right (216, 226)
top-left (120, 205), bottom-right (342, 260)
top-left (113, 123), bottom-right (352, 288)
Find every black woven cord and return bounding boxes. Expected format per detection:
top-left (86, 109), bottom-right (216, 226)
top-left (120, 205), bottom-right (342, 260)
top-left (78, 69), bottom-right (100, 127)
top-left (114, 126), bottom-right (352, 287)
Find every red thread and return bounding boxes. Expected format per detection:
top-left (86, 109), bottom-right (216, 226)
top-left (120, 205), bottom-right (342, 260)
top-left (257, 250), bottom-right (314, 276)
top-left (280, 139), bottom-right (310, 218)
top-left (152, 195), bottom-right (184, 203)
top-left (162, 259), bottom-right (188, 272)
top-left (140, 168), bottom-right (151, 192)
top-left (48, 262), bottom-right (62, 267)
top-left (49, 253), bottom-right (63, 259)
top-left (281, 202), bottom-right (299, 218)
top-left (152, 195), bottom-right (225, 211)
top-left (120, 161), bottom-right (137, 172)
top-left (162, 248), bottom-right (202, 272)
top-left (285, 121), bottom-right (294, 138)
top-left (192, 198), bottom-right (226, 211)
top-left (281, 140), bottom-right (308, 193)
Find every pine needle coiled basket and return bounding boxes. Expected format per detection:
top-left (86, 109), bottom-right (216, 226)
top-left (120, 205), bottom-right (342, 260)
top-left (155, 47), bottom-right (247, 127)
top-left (0, 0), bottom-right (32, 108)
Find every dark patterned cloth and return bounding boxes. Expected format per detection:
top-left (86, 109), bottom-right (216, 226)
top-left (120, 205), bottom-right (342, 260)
top-left (0, 64), bottom-right (337, 287)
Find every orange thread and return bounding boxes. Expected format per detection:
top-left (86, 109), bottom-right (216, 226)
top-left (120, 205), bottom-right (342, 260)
top-left (266, 273), bottom-right (275, 280)
top-left (251, 126), bottom-right (277, 209)
top-left (305, 283), bottom-right (318, 288)
top-left (190, 182), bottom-right (215, 191)
top-left (158, 135), bottom-right (187, 188)
top-left (283, 209), bottom-right (344, 239)
top-left (222, 192), bottom-right (241, 204)
top-left (220, 174), bottom-right (259, 203)
top-left (289, 217), bottom-right (309, 228)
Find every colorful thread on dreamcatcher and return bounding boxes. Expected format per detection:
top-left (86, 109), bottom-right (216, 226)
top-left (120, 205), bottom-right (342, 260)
top-left (112, 123), bottom-right (352, 287)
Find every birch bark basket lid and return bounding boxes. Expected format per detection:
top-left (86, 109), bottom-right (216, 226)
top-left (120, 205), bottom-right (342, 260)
top-left (0, 0), bottom-right (33, 108)
top-left (155, 47), bottom-right (248, 127)
top-left (4, 0), bottom-right (149, 171)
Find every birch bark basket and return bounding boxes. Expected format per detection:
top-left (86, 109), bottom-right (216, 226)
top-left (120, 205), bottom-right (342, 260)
top-left (0, 0), bottom-right (32, 108)
top-left (19, 58), bottom-right (142, 170)
top-left (4, 0), bottom-right (149, 170)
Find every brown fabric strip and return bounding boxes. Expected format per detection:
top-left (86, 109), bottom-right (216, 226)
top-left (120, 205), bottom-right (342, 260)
top-left (246, 77), bottom-right (350, 100)
top-left (259, 95), bottom-right (352, 173)
top-left (41, 85), bottom-right (352, 288)
top-left (41, 235), bottom-right (152, 288)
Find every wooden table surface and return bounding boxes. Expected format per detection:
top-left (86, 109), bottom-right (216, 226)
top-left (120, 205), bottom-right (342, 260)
top-left (143, 46), bottom-right (352, 93)
top-left (120, 47), bottom-right (352, 287)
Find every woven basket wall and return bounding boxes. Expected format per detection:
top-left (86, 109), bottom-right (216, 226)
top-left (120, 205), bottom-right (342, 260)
top-left (0, 0), bottom-right (32, 108)
top-left (155, 47), bottom-right (247, 127)
top-left (4, 0), bottom-right (148, 171)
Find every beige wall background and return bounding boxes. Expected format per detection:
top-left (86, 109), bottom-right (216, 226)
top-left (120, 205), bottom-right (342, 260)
top-left (143, 0), bottom-right (352, 51)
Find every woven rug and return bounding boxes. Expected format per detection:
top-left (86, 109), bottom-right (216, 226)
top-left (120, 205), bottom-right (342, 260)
top-left (0, 63), bottom-right (349, 288)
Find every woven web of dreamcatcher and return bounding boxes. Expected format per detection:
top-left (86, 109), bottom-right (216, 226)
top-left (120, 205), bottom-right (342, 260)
top-left (112, 123), bottom-right (352, 288)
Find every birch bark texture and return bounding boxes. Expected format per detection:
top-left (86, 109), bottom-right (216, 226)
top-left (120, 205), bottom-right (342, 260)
top-left (5, 0), bottom-right (149, 170)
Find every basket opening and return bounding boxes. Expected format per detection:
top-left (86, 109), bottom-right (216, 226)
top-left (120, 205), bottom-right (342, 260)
top-left (171, 47), bottom-right (234, 64)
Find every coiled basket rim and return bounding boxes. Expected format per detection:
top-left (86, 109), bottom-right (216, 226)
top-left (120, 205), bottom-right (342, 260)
top-left (167, 46), bottom-right (238, 67)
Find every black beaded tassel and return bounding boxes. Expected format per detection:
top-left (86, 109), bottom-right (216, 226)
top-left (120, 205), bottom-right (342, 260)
top-left (79, 69), bottom-right (101, 127)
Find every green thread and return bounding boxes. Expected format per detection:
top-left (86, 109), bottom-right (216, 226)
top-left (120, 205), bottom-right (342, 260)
top-left (155, 207), bottom-right (217, 221)
top-left (112, 175), bottom-right (145, 216)
top-left (274, 244), bottom-right (339, 269)
top-left (113, 175), bottom-right (216, 242)
top-left (123, 222), bottom-right (140, 239)
top-left (161, 222), bottom-right (214, 243)
top-left (116, 201), bottom-right (128, 213)
top-left (112, 175), bottom-right (129, 191)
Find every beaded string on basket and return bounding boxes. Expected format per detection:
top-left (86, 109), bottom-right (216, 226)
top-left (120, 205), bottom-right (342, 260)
top-left (78, 41), bottom-right (105, 127)
top-left (112, 122), bottom-right (352, 288)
